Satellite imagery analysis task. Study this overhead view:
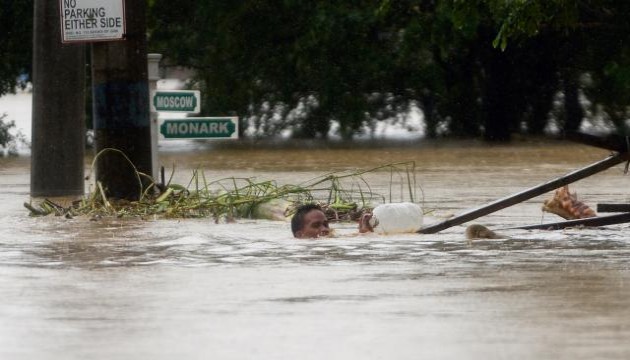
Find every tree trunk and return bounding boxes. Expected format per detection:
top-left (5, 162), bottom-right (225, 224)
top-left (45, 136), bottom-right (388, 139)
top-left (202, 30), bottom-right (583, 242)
top-left (563, 73), bottom-right (584, 132)
top-left (482, 53), bottom-right (513, 142)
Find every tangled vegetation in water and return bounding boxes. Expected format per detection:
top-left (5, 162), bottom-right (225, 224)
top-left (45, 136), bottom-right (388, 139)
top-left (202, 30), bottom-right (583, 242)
top-left (24, 149), bottom-right (424, 222)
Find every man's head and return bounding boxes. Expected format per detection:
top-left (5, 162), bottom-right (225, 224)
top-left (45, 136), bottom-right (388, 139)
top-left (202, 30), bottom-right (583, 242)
top-left (291, 204), bottom-right (331, 238)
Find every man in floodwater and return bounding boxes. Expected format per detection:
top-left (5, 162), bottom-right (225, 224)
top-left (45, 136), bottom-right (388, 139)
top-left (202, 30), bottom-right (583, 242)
top-left (291, 204), bottom-right (373, 238)
top-left (291, 204), bottom-right (331, 238)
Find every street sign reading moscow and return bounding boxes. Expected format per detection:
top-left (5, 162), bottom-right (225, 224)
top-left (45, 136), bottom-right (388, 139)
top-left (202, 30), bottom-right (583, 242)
top-left (160, 117), bottom-right (239, 140)
top-left (152, 90), bottom-right (201, 113)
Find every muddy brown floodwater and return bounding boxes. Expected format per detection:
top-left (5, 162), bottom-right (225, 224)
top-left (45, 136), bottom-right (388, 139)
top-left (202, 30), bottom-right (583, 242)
top-left (1, 140), bottom-right (629, 360)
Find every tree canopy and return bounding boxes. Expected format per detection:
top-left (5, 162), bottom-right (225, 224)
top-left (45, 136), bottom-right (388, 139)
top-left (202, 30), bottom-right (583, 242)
top-left (0, 0), bottom-right (32, 95)
top-left (147, 1), bottom-right (630, 140)
top-left (3, 1), bottom-right (630, 141)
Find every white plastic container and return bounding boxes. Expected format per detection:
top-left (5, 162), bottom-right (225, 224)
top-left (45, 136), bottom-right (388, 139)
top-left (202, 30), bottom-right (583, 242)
top-left (369, 202), bottom-right (423, 234)
top-left (251, 199), bottom-right (292, 221)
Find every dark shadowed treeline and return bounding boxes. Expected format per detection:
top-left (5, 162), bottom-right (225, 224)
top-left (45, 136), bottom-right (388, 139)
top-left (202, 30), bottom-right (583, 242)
top-left (2, 1), bottom-right (630, 141)
top-left (147, 0), bottom-right (630, 141)
top-left (0, 0), bottom-right (32, 96)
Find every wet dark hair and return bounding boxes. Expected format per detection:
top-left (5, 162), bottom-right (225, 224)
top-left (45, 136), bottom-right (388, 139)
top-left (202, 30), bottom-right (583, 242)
top-left (291, 204), bottom-right (324, 237)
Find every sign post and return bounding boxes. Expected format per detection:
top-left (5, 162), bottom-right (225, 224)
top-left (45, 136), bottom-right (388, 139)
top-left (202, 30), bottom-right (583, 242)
top-left (147, 54), bottom-right (162, 181)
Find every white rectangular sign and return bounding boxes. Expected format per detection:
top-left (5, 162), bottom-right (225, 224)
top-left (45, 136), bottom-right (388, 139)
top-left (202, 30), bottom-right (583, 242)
top-left (60, 0), bottom-right (126, 43)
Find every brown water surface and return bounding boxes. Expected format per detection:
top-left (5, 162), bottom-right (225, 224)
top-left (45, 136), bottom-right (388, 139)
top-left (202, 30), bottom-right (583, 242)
top-left (1, 140), bottom-right (629, 360)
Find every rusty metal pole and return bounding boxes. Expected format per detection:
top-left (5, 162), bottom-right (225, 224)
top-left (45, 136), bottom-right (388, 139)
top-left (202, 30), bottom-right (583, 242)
top-left (31, 0), bottom-right (85, 198)
top-left (91, 1), bottom-right (152, 200)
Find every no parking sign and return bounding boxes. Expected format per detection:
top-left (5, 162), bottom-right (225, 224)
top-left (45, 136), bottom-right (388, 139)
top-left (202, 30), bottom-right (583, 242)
top-left (59, 0), bottom-right (126, 43)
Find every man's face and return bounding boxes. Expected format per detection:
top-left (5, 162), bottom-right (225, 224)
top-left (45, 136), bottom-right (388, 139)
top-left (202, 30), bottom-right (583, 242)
top-left (296, 209), bottom-right (330, 238)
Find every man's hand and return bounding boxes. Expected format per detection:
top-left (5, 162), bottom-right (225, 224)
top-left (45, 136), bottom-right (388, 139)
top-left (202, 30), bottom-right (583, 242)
top-left (358, 213), bottom-right (375, 233)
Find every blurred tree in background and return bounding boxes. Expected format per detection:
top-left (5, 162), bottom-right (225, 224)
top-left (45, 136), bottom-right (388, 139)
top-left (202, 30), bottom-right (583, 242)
top-left (0, 0), bottom-right (32, 150)
top-left (2, 0), bottom-right (630, 141)
top-left (485, 0), bottom-right (630, 137)
top-left (0, 0), bottom-right (32, 96)
top-left (148, 0), bottom-right (630, 141)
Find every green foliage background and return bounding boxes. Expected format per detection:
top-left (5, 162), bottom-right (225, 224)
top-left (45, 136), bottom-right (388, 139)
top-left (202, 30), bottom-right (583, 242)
top-left (0, 0), bottom-right (32, 95)
top-left (2, 1), bottom-right (630, 141)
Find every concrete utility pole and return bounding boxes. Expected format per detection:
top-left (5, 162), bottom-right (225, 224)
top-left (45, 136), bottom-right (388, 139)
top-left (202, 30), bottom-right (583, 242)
top-left (91, 1), bottom-right (152, 200)
top-left (31, 0), bottom-right (86, 198)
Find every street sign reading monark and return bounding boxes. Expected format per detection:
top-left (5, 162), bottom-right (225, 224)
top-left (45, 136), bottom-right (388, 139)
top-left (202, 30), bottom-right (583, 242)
top-left (160, 117), bottom-right (239, 140)
top-left (60, 0), bottom-right (126, 43)
top-left (152, 90), bottom-right (201, 113)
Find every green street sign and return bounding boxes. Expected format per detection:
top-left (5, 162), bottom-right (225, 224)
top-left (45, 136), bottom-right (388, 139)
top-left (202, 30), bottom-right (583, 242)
top-left (152, 90), bottom-right (200, 113)
top-left (160, 117), bottom-right (239, 140)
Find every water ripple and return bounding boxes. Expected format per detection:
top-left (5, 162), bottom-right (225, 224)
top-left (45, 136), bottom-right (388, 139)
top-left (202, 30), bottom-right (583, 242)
top-left (0, 218), bottom-right (628, 271)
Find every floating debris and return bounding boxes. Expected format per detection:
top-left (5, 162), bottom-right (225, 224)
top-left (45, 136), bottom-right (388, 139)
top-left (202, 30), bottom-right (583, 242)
top-left (465, 224), bottom-right (503, 240)
top-left (25, 149), bottom-right (424, 223)
top-left (542, 185), bottom-right (596, 220)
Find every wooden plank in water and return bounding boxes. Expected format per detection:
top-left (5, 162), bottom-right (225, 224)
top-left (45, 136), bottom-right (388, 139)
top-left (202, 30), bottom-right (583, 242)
top-left (565, 131), bottom-right (629, 152)
top-left (506, 212), bottom-right (630, 230)
top-left (418, 152), bottom-right (629, 234)
top-left (597, 203), bottom-right (630, 213)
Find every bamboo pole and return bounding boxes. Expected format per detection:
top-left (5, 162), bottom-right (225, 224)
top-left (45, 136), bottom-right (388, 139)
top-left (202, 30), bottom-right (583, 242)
top-left (418, 152), bottom-right (629, 234)
top-left (505, 212), bottom-right (630, 231)
top-left (597, 203), bottom-right (630, 213)
top-left (565, 131), bottom-right (628, 152)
